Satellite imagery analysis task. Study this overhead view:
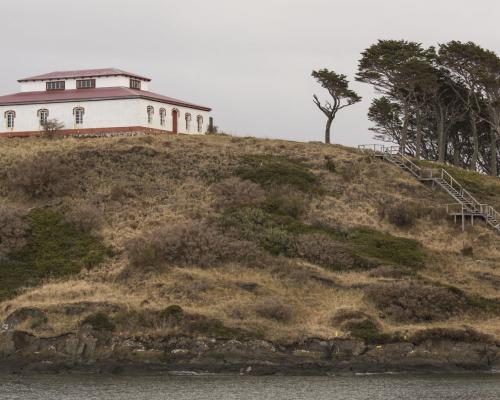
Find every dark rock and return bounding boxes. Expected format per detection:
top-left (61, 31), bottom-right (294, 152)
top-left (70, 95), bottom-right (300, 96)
top-left (3, 308), bottom-right (47, 330)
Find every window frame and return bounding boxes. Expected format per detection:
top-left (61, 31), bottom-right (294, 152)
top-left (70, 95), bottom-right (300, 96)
top-left (159, 108), bottom-right (166, 126)
top-left (76, 79), bottom-right (96, 89)
top-left (197, 115), bottom-right (203, 133)
top-left (73, 107), bottom-right (85, 125)
top-left (37, 109), bottom-right (49, 126)
top-left (5, 111), bottom-right (15, 129)
top-left (46, 81), bottom-right (65, 91)
top-left (130, 79), bottom-right (141, 90)
top-left (147, 106), bottom-right (154, 124)
top-left (185, 113), bottom-right (192, 131)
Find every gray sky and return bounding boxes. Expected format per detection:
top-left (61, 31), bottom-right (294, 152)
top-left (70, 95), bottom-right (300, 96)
top-left (1, 0), bottom-right (500, 146)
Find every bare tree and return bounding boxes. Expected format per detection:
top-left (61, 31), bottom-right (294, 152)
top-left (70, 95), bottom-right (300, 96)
top-left (42, 119), bottom-right (65, 139)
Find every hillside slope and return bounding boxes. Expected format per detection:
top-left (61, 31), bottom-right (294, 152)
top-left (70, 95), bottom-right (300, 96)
top-left (0, 134), bottom-right (499, 373)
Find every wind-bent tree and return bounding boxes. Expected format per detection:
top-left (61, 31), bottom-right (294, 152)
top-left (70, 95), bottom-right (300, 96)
top-left (438, 41), bottom-right (491, 172)
top-left (312, 69), bottom-right (361, 144)
top-left (356, 40), bottom-right (433, 153)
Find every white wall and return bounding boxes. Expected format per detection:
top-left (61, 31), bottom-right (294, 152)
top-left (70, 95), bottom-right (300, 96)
top-left (140, 98), bottom-right (210, 134)
top-left (20, 76), bottom-right (149, 92)
top-left (0, 98), bottom-right (210, 134)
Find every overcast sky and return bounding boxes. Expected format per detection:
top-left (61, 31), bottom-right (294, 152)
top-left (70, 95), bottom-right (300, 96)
top-left (1, 0), bottom-right (499, 146)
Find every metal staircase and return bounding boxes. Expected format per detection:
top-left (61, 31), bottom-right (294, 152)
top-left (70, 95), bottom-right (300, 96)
top-left (358, 144), bottom-right (500, 234)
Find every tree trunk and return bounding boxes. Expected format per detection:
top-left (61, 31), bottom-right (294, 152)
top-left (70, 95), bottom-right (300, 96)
top-left (491, 127), bottom-right (498, 177)
top-left (469, 116), bottom-right (479, 171)
top-left (437, 105), bottom-right (446, 163)
top-left (487, 107), bottom-right (499, 177)
top-left (453, 140), bottom-right (460, 166)
top-left (400, 104), bottom-right (409, 154)
top-left (325, 118), bottom-right (333, 144)
top-left (415, 112), bottom-right (423, 160)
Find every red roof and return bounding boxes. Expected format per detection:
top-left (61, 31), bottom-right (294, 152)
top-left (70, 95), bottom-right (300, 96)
top-left (18, 68), bottom-right (151, 82)
top-left (0, 87), bottom-right (211, 111)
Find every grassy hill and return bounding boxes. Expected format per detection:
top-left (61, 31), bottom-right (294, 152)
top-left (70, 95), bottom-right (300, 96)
top-left (0, 133), bottom-right (499, 346)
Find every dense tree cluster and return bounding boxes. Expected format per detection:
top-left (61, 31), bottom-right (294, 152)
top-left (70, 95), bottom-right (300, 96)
top-left (357, 40), bottom-right (500, 177)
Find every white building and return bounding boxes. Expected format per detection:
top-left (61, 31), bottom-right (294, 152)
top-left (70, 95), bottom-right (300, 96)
top-left (0, 68), bottom-right (212, 137)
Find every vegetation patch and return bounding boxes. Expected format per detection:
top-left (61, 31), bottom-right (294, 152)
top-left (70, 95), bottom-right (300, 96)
top-left (0, 209), bottom-right (109, 300)
top-left (126, 220), bottom-right (262, 268)
top-left (254, 297), bottom-right (293, 323)
top-left (347, 228), bottom-right (426, 268)
top-left (81, 312), bottom-right (116, 332)
top-left (411, 327), bottom-right (494, 345)
top-left (236, 155), bottom-right (322, 193)
top-left (342, 319), bottom-right (398, 345)
top-left (364, 282), bottom-right (468, 323)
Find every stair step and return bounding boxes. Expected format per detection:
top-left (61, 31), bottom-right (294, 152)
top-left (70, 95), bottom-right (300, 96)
top-left (375, 153), bottom-right (500, 235)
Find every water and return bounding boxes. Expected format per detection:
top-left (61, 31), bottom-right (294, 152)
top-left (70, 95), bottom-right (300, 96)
top-left (0, 373), bottom-right (499, 400)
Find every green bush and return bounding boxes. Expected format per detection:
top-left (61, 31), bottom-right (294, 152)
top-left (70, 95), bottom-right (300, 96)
top-left (259, 227), bottom-right (294, 255)
top-left (342, 319), bottom-right (396, 345)
top-left (294, 233), bottom-right (375, 271)
top-left (0, 209), bottom-right (108, 300)
top-left (348, 228), bottom-right (426, 267)
top-left (325, 158), bottom-right (336, 173)
top-left (236, 155), bottom-right (321, 193)
top-left (262, 189), bottom-right (306, 219)
top-left (160, 305), bottom-right (184, 322)
top-left (82, 312), bottom-right (116, 332)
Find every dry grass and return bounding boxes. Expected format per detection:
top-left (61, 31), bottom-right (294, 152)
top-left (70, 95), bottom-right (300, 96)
top-left (0, 133), bottom-right (498, 342)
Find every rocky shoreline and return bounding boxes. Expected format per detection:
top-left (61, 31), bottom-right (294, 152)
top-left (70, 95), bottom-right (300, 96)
top-left (1, 326), bottom-right (499, 375)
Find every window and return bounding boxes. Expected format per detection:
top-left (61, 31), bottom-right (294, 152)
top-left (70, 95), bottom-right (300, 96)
top-left (73, 107), bottom-right (84, 125)
top-left (130, 79), bottom-right (141, 90)
top-left (197, 115), bottom-right (203, 133)
top-left (37, 109), bottom-right (49, 126)
top-left (185, 113), bottom-right (191, 131)
top-left (5, 111), bottom-right (15, 129)
top-left (46, 81), bottom-right (65, 90)
top-left (159, 108), bottom-right (166, 126)
top-left (147, 106), bottom-right (154, 124)
top-left (76, 79), bottom-right (96, 89)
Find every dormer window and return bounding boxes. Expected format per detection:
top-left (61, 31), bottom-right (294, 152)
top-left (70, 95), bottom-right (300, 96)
top-left (76, 79), bottom-right (96, 89)
top-left (130, 79), bottom-right (141, 90)
top-left (46, 81), bottom-right (65, 91)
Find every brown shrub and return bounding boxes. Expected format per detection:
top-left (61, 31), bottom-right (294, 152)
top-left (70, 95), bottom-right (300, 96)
top-left (411, 326), bottom-right (494, 345)
top-left (7, 154), bottom-right (72, 198)
top-left (330, 308), bottom-right (371, 326)
top-left (211, 177), bottom-right (265, 209)
top-left (0, 205), bottom-right (28, 258)
top-left (379, 201), bottom-right (444, 228)
top-left (254, 297), bottom-right (293, 323)
top-left (364, 282), bottom-right (468, 323)
top-left (368, 265), bottom-right (416, 279)
top-left (294, 233), bottom-right (373, 271)
top-left (64, 201), bottom-right (103, 232)
top-left (383, 202), bottom-right (418, 228)
top-left (126, 220), bottom-right (262, 268)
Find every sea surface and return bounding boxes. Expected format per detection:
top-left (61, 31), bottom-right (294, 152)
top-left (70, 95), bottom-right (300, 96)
top-left (0, 373), bottom-right (499, 400)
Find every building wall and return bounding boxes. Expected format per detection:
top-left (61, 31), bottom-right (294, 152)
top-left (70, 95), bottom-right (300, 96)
top-left (0, 98), bottom-right (210, 135)
top-left (20, 76), bottom-right (150, 92)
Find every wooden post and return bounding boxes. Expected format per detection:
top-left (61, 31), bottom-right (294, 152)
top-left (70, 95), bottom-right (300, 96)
top-left (462, 204), bottom-right (465, 232)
